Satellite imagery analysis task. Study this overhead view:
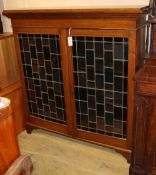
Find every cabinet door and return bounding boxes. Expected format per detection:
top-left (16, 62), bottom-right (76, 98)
top-left (68, 29), bottom-right (134, 151)
top-left (17, 29), bottom-right (72, 135)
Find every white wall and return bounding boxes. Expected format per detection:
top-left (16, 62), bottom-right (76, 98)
top-left (0, 0), bottom-right (5, 32)
top-left (2, 0), bottom-right (150, 32)
top-left (0, 0), bottom-right (4, 11)
top-left (3, 0), bottom-right (150, 9)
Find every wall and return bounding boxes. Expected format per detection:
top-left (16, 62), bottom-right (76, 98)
top-left (0, 0), bottom-right (5, 32)
top-left (3, 0), bottom-right (150, 9)
top-left (1, 0), bottom-right (150, 32)
top-left (0, 0), bottom-right (4, 11)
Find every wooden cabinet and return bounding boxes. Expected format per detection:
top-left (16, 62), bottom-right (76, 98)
top-left (0, 34), bottom-right (25, 134)
top-left (0, 97), bottom-right (20, 174)
top-left (129, 63), bottom-right (156, 175)
top-left (3, 8), bottom-right (146, 160)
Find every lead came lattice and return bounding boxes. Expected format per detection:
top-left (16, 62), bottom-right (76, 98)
top-left (72, 36), bottom-right (128, 138)
top-left (19, 34), bottom-right (66, 125)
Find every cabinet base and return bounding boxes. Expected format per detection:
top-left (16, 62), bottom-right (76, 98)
top-left (25, 121), bottom-right (68, 136)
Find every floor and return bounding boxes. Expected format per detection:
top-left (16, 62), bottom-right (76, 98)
top-left (18, 130), bottom-right (129, 175)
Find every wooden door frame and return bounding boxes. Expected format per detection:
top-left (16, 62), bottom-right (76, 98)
top-left (67, 28), bottom-right (136, 158)
top-left (13, 27), bottom-right (72, 136)
top-left (12, 26), bottom-right (138, 160)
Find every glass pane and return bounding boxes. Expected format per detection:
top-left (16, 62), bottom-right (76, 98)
top-left (72, 36), bottom-right (128, 138)
top-left (18, 34), bottom-right (66, 125)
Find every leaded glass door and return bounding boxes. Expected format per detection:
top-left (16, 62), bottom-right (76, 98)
top-left (69, 29), bottom-right (133, 150)
top-left (17, 29), bottom-right (72, 135)
top-left (17, 27), bottom-right (135, 151)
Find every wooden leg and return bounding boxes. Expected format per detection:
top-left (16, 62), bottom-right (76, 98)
top-left (25, 123), bottom-right (35, 134)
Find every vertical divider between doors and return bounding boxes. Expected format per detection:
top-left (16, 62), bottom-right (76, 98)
top-left (59, 29), bottom-right (76, 136)
top-left (66, 30), bottom-right (78, 137)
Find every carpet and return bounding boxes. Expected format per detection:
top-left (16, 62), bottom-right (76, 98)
top-left (18, 130), bottom-right (129, 175)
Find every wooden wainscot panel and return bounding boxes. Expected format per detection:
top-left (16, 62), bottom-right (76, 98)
top-left (5, 87), bottom-right (26, 135)
top-left (0, 34), bottom-right (19, 89)
top-left (0, 34), bottom-right (26, 134)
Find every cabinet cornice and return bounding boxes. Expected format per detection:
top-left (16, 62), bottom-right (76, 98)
top-left (3, 8), bottom-right (146, 19)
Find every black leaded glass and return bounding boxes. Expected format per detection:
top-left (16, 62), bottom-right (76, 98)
top-left (72, 36), bottom-right (128, 138)
top-left (19, 34), bottom-right (66, 125)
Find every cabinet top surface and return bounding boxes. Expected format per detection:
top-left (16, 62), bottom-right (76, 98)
top-left (3, 6), bottom-right (147, 18)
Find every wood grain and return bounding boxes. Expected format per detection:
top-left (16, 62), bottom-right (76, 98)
top-left (2, 8), bottom-right (146, 163)
top-left (0, 36), bottom-right (19, 89)
top-left (130, 56), bottom-right (156, 174)
top-left (0, 82), bottom-right (25, 134)
top-left (3, 8), bottom-right (143, 18)
top-left (0, 98), bottom-right (20, 175)
top-left (0, 34), bottom-right (25, 134)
